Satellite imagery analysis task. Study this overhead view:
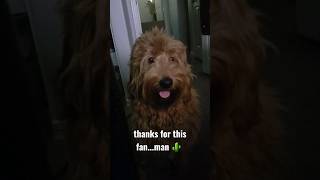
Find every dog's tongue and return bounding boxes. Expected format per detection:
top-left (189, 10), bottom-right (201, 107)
top-left (159, 91), bottom-right (170, 99)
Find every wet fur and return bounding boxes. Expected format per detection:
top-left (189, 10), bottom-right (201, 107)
top-left (128, 28), bottom-right (200, 147)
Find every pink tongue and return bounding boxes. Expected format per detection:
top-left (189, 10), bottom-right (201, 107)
top-left (159, 91), bottom-right (170, 99)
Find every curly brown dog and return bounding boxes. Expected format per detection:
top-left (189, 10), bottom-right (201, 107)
top-left (128, 27), bottom-right (200, 146)
top-left (128, 27), bottom-right (201, 178)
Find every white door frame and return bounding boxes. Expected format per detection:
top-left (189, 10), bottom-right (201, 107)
top-left (110, 0), bottom-right (142, 99)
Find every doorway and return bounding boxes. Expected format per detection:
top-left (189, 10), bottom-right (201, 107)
top-left (110, 0), bottom-right (211, 179)
top-left (136, 0), bottom-right (203, 62)
top-left (110, 0), bottom-right (210, 98)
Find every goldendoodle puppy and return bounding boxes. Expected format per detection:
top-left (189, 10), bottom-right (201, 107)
top-left (128, 27), bottom-right (200, 145)
top-left (128, 27), bottom-right (201, 178)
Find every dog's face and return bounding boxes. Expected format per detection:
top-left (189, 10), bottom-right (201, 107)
top-left (129, 28), bottom-right (194, 109)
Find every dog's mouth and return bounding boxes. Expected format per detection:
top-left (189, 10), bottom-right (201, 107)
top-left (159, 90), bottom-right (171, 99)
top-left (150, 88), bottom-right (179, 109)
top-left (156, 89), bottom-right (177, 101)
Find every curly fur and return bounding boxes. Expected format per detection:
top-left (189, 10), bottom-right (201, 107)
top-left (211, 0), bottom-right (284, 179)
top-left (59, 0), bottom-right (110, 179)
top-left (128, 27), bottom-right (200, 149)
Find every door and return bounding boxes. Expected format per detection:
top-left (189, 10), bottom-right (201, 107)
top-left (188, 0), bottom-right (202, 60)
top-left (110, 0), bottom-right (210, 99)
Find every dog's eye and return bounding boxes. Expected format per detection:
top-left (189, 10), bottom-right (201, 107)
top-left (169, 57), bottom-right (175, 62)
top-left (148, 57), bottom-right (155, 64)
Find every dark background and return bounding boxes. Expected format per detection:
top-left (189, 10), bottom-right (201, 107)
top-left (250, 0), bottom-right (320, 179)
top-left (2, 0), bottom-right (320, 179)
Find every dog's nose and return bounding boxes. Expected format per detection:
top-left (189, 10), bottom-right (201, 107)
top-left (159, 77), bottom-right (173, 89)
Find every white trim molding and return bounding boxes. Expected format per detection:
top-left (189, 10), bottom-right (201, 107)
top-left (110, 0), bottom-right (142, 99)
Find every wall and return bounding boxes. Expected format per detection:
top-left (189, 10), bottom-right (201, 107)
top-left (162, 0), bottom-right (188, 45)
top-left (154, 0), bottom-right (164, 21)
top-left (138, 0), bottom-right (153, 23)
top-left (138, 0), bottom-right (164, 23)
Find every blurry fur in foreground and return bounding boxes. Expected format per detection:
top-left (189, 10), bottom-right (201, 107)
top-left (211, 0), bottom-right (287, 179)
top-left (59, 0), bottom-right (110, 179)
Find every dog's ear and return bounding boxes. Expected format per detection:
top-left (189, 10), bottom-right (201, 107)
top-left (128, 61), bottom-right (140, 99)
top-left (176, 41), bottom-right (188, 65)
top-left (128, 75), bottom-right (135, 99)
top-left (182, 47), bottom-right (188, 65)
top-left (182, 86), bottom-right (192, 104)
top-left (128, 44), bottom-right (144, 99)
